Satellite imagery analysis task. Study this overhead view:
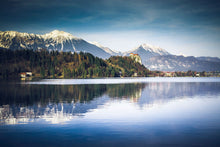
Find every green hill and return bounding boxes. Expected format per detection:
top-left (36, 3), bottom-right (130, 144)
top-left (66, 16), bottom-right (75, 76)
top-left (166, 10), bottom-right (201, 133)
top-left (107, 56), bottom-right (150, 77)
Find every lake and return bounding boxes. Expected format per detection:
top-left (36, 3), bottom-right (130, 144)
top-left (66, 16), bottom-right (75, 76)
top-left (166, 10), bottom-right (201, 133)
top-left (0, 77), bottom-right (220, 146)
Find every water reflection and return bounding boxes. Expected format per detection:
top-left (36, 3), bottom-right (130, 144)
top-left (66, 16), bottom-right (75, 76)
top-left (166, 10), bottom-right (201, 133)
top-left (138, 82), bottom-right (220, 107)
top-left (0, 81), bottom-right (220, 125)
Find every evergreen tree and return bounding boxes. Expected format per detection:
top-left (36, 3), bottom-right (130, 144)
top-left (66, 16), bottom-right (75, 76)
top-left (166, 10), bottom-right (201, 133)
top-left (40, 67), bottom-right (45, 78)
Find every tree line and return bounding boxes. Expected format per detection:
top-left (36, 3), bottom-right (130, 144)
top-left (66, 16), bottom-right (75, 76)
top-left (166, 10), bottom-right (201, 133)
top-left (0, 49), bottom-right (149, 79)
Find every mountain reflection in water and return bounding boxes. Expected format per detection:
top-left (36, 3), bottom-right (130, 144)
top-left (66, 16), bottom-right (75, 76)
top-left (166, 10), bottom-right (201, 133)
top-left (0, 81), bottom-right (219, 125)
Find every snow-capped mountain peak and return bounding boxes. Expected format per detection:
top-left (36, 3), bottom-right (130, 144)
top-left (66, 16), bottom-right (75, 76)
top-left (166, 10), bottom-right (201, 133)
top-left (0, 31), bottom-right (17, 37)
top-left (0, 31), bottom-right (34, 40)
top-left (125, 43), bottom-right (170, 56)
top-left (0, 30), bottom-right (112, 59)
top-left (124, 43), bottom-right (171, 66)
top-left (42, 30), bottom-right (79, 40)
top-left (139, 43), bottom-right (170, 55)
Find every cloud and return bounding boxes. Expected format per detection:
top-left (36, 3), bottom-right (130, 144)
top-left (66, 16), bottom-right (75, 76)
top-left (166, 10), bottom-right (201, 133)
top-left (2, 0), bottom-right (220, 30)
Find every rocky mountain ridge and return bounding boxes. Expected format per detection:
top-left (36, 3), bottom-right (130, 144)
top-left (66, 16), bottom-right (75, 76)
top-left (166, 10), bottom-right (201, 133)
top-left (0, 30), bottom-right (111, 59)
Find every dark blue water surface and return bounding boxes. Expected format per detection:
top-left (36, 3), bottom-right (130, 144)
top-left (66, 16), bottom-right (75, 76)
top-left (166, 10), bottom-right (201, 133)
top-left (0, 77), bottom-right (220, 146)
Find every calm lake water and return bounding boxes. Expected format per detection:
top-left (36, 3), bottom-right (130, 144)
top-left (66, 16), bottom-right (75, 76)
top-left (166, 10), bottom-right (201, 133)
top-left (0, 77), bottom-right (220, 146)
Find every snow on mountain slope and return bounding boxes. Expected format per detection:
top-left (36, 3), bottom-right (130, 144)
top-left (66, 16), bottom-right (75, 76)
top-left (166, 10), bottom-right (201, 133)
top-left (0, 30), bottom-right (111, 59)
top-left (42, 30), bottom-right (79, 40)
top-left (88, 41), bottom-right (120, 56)
top-left (139, 43), bottom-right (170, 55)
top-left (196, 56), bottom-right (220, 63)
top-left (126, 43), bottom-right (170, 56)
top-left (145, 55), bottom-right (220, 72)
top-left (0, 31), bottom-right (45, 50)
top-left (124, 43), bottom-right (171, 65)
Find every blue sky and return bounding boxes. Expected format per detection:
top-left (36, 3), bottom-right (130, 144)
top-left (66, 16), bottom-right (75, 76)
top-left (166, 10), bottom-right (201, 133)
top-left (1, 0), bottom-right (220, 57)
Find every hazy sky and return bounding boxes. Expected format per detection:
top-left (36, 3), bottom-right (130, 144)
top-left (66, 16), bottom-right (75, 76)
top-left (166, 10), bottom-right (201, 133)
top-left (1, 0), bottom-right (220, 57)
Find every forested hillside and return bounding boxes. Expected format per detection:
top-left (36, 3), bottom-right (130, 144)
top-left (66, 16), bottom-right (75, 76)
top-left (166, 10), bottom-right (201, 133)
top-left (0, 49), bottom-right (149, 79)
top-left (108, 56), bottom-right (149, 77)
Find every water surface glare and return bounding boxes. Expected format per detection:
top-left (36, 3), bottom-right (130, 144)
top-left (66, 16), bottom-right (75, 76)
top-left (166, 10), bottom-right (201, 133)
top-left (0, 77), bottom-right (220, 146)
top-left (25, 77), bottom-right (220, 85)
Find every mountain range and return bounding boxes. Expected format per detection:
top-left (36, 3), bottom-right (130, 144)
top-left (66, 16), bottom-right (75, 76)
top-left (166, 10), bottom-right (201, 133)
top-left (0, 30), bottom-right (112, 59)
top-left (0, 30), bottom-right (219, 72)
top-left (125, 44), bottom-right (220, 71)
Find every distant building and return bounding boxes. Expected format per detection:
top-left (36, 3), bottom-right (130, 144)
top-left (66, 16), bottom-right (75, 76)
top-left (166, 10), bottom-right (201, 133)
top-left (129, 53), bottom-right (142, 64)
top-left (20, 73), bottom-right (26, 78)
top-left (20, 72), bottom-right (32, 78)
top-left (163, 72), bottom-right (176, 77)
top-left (133, 73), bottom-right (138, 77)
